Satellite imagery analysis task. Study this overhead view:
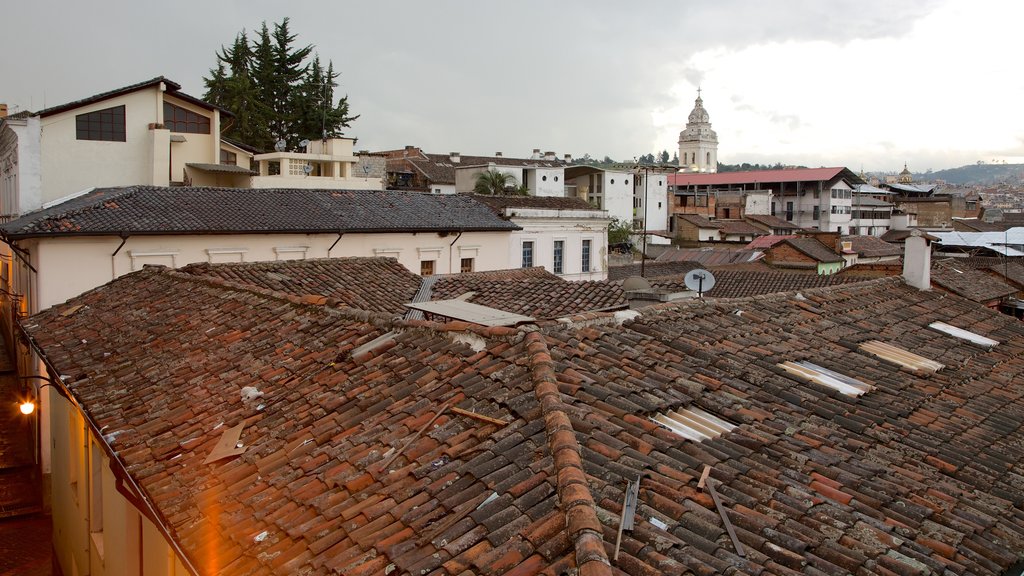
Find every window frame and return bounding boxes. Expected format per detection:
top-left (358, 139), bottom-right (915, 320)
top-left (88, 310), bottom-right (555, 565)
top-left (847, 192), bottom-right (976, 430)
top-left (521, 241), bottom-right (534, 268)
top-left (581, 239), bottom-right (592, 273)
top-left (163, 101), bottom-right (211, 134)
top-left (553, 240), bottom-right (565, 275)
top-left (75, 105), bottom-right (126, 142)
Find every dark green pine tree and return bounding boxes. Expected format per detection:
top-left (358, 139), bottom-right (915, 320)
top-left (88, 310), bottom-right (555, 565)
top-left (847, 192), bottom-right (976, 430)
top-left (204, 32), bottom-right (271, 149)
top-left (204, 18), bottom-right (357, 152)
top-left (292, 58), bottom-right (359, 144)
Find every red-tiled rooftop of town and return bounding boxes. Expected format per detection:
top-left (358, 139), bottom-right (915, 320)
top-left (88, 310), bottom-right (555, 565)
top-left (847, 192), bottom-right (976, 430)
top-left (25, 265), bottom-right (1024, 575)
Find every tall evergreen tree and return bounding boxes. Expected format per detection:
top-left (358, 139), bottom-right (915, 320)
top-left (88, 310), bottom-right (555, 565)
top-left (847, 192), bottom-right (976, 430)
top-left (203, 18), bottom-right (357, 152)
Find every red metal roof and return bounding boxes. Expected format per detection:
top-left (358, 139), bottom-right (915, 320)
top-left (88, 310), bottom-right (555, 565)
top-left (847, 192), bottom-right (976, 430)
top-left (670, 167), bottom-right (858, 187)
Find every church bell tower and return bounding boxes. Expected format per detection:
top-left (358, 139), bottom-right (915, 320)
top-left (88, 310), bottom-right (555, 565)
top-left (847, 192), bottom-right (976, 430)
top-left (678, 88), bottom-right (718, 173)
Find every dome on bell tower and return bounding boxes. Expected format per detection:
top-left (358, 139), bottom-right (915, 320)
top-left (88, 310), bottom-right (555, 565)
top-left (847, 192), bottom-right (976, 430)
top-left (898, 163), bottom-right (913, 184)
top-left (678, 88), bottom-right (718, 173)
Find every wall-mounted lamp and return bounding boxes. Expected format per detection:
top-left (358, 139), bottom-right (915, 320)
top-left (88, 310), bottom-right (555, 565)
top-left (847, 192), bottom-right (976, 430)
top-left (18, 375), bottom-right (69, 416)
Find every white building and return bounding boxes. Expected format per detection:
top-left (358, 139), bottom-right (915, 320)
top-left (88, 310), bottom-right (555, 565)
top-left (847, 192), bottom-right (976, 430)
top-left (474, 195), bottom-right (612, 280)
top-left (252, 137), bottom-right (383, 190)
top-left (0, 77), bottom-right (256, 221)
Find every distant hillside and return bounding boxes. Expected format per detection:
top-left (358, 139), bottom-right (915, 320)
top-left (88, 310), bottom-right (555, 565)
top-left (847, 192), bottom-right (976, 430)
top-left (916, 164), bottom-right (1024, 186)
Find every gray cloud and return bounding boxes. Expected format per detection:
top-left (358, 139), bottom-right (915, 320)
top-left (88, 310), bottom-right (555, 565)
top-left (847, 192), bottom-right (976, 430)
top-left (0, 0), bottom-right (977, 169)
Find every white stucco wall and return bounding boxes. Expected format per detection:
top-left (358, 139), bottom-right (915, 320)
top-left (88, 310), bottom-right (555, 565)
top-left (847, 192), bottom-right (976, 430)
top-left (503, 211), bottom-right (610, 281)
top-left (40, 87), bottom-right (164, 204)
top-left (530, 167), bottom-right (566, 197)
top-left (633, 173), bottom-right (669, 232)
top-left (745, 191), bottom-right (771, 216)
top-left (36, 86), bottom-right (224, 206)
top-left (603, 171), bottom-right (634, 225)
top-left (163, 95), bottom-right (220, 184)
top-left (0, 116), bottom-right (42, 216)
top-left (24, 231), bottom-right (512, 311)
top-left (455, 165), bottom-right (522, 193)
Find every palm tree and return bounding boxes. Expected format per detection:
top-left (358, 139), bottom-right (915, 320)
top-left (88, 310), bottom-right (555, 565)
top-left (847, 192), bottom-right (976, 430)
top-left (473, 169), bottom-right (521, 195)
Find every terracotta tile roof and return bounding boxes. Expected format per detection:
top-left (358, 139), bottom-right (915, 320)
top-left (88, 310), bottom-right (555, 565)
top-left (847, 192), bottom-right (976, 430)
top-left (180, 257), bottom-right (422, 315)
top-left (431, 278), bottom-right (626, 319)
top-left (34, 76), bottom-right (228, 118)
top-left (670, 167), bottom-right (863, 187)
top-left (427, 267), bottom-right (624, 319)
top-left (407, 154), bottom-right (566, 185)
top-left (779, 238), bottom-right (844, 264)
top-left (744, 214), bottom-right (803, 231)
top-left (607, 261), bottom-right (703, 281)
top-left (844, 235), bottom-right (902, 258)
top-left (647, 269), bottom-right (878, 298)
top-left (0, 186), bottom-right (520, 238)
top-left (675, 214), bottom-right (722, 229)
top-left (473, 195), bottom-right (597, 212)
top-left (990, 262), bottom-right (1024, 287)
top-left (26, 268), bottom-right (1024, 576)
top-left (655, 248), bottom-right (762, 266)
top-left (744, 234), bottom-right (795, 250)
top-left (930, 260), bottom-right (1017, 302)
top-left (718, 220), bottom-right (763, 236)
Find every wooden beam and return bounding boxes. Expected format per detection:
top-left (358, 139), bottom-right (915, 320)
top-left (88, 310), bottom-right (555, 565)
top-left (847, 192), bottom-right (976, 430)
top-left (450, 406), bottom-right (508, 427)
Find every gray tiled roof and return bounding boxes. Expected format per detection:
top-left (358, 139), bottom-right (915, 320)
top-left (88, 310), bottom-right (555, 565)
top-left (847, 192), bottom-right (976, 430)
top-left (0, 186), bottom-right (520, 238)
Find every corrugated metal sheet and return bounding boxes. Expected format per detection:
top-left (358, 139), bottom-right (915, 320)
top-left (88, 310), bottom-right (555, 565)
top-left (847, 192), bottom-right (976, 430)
top-left (929, 321), bottom-right (999, 348)
top-left (651, 406), bottom-right (736, 442)
top-left (778, 361), bottom-right (872, 396)
top-left (859, 340), bottom-right (945, 373)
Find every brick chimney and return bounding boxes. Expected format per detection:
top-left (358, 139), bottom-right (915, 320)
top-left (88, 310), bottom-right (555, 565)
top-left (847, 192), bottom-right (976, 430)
top-left (544, 151), bottom-right (556, 160)
top-left (450, 152), bottom-right (461, 163)
top-left (564, 154), bottom-right (572, 162)
top-left (902, 230), bottom-right (931, 290)
top-left (531, 148), bottom-right (541, 159)
top-left (495, 152), bottom-right (503, 157)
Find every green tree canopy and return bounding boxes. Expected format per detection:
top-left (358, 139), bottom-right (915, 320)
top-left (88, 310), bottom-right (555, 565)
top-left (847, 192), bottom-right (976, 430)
top-left (203, 18), bottom-right (358, 152)
top-left (473, 169), bottom-right (524, 195)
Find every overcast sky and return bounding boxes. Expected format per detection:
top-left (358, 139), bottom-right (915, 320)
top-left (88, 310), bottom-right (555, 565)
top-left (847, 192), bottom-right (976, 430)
top-left (3, 0), bottom-right (1021, 172)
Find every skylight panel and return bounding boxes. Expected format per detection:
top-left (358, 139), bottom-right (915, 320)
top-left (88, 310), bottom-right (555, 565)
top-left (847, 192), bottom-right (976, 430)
top-left (778, 361), bottom-right (872, 397)
top-left (859, 340), bottom-right (945, 373)
top-left (929, 321), bottom-right (999, 348)
top-left (651, 406), bottom-right (736, 442)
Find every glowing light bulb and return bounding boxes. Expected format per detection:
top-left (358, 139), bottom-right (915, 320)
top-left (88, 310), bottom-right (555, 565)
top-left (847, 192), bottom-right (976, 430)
top-left (19, 401), bottom-right (35, 415)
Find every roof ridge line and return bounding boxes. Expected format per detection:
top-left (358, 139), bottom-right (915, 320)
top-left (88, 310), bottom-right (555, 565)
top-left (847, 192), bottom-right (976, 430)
top-left (524, 330), bottom-right (612, 576)
top-left (166, 265), bottom-right (521, 340)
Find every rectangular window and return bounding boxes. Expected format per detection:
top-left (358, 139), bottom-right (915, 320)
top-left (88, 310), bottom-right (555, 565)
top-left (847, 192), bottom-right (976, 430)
top-left (553, 240), bottom-right (564, 275)
top-left (460, 258), bottom-right (473, 273)
top-left (76, 105), bottom-right (126, 142)
top-left (420, 260), bottom-right (435, 276)
top-left (771, 202), bottom-right (776, 216)
top-left (163, 102), bottom-right (210, 134)
top-left (521, 241), bottom-right (534, 268)
top-left (813, 205), bottom-right (819, 220)
top-left (581, 240), bottom-right (591, 273)
top-left (220, 149), bottom-right (237, 166)
top-left (785, 201), bottom-right (794, 222)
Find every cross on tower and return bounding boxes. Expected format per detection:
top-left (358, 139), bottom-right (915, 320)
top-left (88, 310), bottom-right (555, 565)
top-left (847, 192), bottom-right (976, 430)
top-left (697, 86), bottom-right (702, 98)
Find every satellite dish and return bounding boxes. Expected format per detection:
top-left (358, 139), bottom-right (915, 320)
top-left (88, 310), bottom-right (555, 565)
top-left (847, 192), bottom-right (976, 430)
top-left (274, 139), bottom-right (287, 152)
top-left (298, 139), bottom-right (310, 149)
top-left (302, 164), bottom-right (314, 175)
top-left (683, 269), bottom-right (716, 296)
